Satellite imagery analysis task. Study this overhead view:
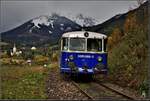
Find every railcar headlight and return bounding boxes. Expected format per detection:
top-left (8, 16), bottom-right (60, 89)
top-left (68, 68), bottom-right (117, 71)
top-left (84, 32), bottom-right (89, 37)
top-left (97, 56), bottom-right (102, 62)
top-left (69, 55), bottom-right (74, 60)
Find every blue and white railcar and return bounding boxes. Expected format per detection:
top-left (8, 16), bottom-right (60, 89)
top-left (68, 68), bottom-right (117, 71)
top-left (59, 31), bottom-right (108, 75)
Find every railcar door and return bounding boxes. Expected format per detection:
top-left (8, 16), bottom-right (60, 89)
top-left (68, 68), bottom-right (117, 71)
top-left (60, 38), bottom-right (69, 70)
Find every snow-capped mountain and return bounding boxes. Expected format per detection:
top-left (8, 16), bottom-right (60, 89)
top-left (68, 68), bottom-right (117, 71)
top-left (1, 14), bottom-right (81, 46)
top-left (28, 15), bottom-right (56, 34)
top-left (32, 16), bottom-right (52, 28)
top-left (69, 14), bottom-right (97, 27)
top-left (31, 15), bottom-right (57, 29)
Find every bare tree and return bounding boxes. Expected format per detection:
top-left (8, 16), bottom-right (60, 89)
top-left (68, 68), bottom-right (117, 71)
top-left (137, 0), bottom-right (147, 6)
top-left (129, 0), bottom-right (147, 11)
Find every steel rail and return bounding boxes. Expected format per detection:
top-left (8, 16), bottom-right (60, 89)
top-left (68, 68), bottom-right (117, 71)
top-left (61, 74), bottom-right (138, 100)
top-left (95, 80), bottom-right (138, 100)
top-left (71, 81), bottom-right (94, 100)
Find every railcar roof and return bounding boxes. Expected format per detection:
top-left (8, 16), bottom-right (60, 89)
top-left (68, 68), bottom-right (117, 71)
top-left (62, 31), bottom-right (107, 39)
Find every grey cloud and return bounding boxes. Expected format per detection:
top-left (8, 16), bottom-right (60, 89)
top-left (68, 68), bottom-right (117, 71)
top-left (0, 1), bottom-right (137, 33)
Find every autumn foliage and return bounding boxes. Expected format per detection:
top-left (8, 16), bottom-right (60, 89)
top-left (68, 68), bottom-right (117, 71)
top-left (107, 28), bottom-right (123, 50)
top-left (107, 1), bottom-right (148, 95)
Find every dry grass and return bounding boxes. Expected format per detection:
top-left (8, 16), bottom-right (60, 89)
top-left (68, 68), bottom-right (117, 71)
top-left (0, 65), bottom-right (50, 99)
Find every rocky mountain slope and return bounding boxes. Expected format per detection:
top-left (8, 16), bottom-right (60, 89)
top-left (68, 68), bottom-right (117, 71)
top-left (1, 14), bottom-right (81, 46)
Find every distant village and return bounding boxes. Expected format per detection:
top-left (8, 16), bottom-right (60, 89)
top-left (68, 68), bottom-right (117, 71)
top-left (10, 43), bottom-right (36, 57)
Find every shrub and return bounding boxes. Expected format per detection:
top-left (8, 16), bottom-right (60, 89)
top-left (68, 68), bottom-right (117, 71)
top-left (107, 6), bottom-right (149, 91)
top-left (0, 52), bottom-right (9, 58)
top-left (0, 58), bottom-right (25, 65)
top-left (34, 55), bottom-right (49, 65)
top-left (50, 52), bottom-right (59, 62)
top-left (0, 58), bottom-right (11, 65)
top-left (10, 59), bottom-right (25, 65)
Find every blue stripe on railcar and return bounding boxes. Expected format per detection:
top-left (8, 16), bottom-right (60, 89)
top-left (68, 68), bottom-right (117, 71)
top-left (60, 51), bottom-right (108, 74)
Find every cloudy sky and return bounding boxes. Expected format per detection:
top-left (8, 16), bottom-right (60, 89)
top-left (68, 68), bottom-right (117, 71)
top-left (0, 0), bottom-right (138, 33)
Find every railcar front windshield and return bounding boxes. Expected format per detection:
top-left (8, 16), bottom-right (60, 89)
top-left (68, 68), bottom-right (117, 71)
top-left (69, 38), bottom-right (85, 51)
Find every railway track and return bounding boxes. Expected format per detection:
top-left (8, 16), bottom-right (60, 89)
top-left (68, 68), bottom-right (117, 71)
top-left (95, 80), bottom-right (138, 100)
top-left (71, 80), bottom-right (139, 100)
top-left (61, 74), bottom-right (141, 100)
top-left (71, 81), bottom-right (94, 100)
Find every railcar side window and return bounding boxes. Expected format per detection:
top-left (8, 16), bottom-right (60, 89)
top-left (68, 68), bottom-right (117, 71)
top-left (87, 39), bottom-right (102, 52)
top-left (62, 38), bottom-right (68, 50)
top-left (69, 38), bottom-right (85, 51)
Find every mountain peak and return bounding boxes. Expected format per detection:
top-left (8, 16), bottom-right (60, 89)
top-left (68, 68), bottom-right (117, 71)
top-left (31, 15), bottom-right (57, 28)
top-left (1, 14), bottom-right (81, 46)
top-left (68, 14), bottom-right (97, 27)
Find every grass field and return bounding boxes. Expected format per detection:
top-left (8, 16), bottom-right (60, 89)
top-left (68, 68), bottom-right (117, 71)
top-left (0, 64), bottom-right (53, 99)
